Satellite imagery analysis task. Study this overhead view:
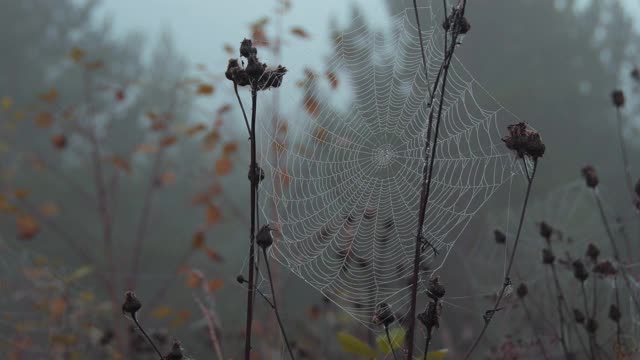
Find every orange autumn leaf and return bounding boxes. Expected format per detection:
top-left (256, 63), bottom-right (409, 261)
top-left (278, 169), bottom-right (292, 187)
top-left (192, 231), bottom-right (205, 249)
top-left (206, 278), bottom-right (224, 292)
top-left (160, 135), bottom-right (178, 148)
top-left (39, 202), bottom-right (59, 217)
top-left (110, 156), bottom-right (131, 174)
top-left (206, 205), bottom-right (222, 225)
top-left (39, 89), bottom-right (59, 103)
top-left (136, 144), bottom-right (156, 154)
top-left (51, 134), bottom-right (67, 150)
top-left (85, 60), bottom-right (104, 70)
top-left (159, 171), bottom-right (176, 186)
top-left (151, 121), bottom-right (167, 131)
top-left (217, 104), bottom-right (232, 115)
top-left (185, 123), bottom-right (206, 137)
top-left (223, 44), bottom-right (234, 55)
top-left (203, 130), bottom-right (221, 150)
top-left (191, 192), bottom-right (210, 206)
top-left (69, 47), bottom-right (85, 63)
top-left (14, 189), bottom-right (29, 199)
top-left (204, 247), bottom-right (223, 263)
top-left (314, 127), bottom-right (329, 143)
top-left (291, 26), bottom-right (310, 38)
top-left (185, 270), bottom-right (204, 289)
top-left (303, 95), bottom-right (320, 118)
top-left (215, 157), bottom-right (232, 176)
top-left (222, 142), bottom-right (238, 156)
top-left (17, 215), bottom-right (39, 240)
top-left (170, 309), bottom-right (191, 328)
top-left (151, 306), bottom-right (172, 319)
top-left (326, 71), bottom-right (339, 89)
top-left (49, 297), bottom-right (67, 321)
top-left (35, 112), bottom-right (54, 128)
top-left (197, 84), bottom-right (215, 95)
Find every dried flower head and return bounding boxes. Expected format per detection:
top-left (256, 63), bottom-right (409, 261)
top-left (122, 291), bottom-right (142, 316)
top-left (572, 260), bottom-right (589, 282)
top-left (502, 122), bottom-right (545, 159)
top-left (539, 221), bottom-right (553, 240)
top-left (586, 243), bottom-right (600, 262)
top-left (248, 165), bottom-right (266, 187)
top-left (256, 224), bottom-right (274, 249)
top-left (373, 302), bottom-right (395, 327)
top-left (493, 229), bottom-right (506, 245)
top-left (516, 283), bottom-right (528, 298)
top-left (612, 89), bottom-right (625, 108)
top-left (236, 274), bottom-right (246, 284)
top-left (427, 277), bottom-right (446, 301)
top-left (593, 260), bottom-right (618, 277)
top-left (542, 248), bottom-right (555, 265)
top-left (226, 38), bottom-right (287, 91)
top-left (573, 309), bottom-right (585, 324)
top-left (609, 304), bottom-right (621, 323)
top-left (581, 166), bottom-right (599, 188)
top-left (586, 318), bottom-right (598, 334)
top-left (165, 340), bottom-right (184, 360)
top-left (417, 300), bottom-right (442, 331)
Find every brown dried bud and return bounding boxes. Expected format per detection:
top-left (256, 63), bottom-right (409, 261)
top-left (612, 89), bottom-right (625, 108)
top-left (516, 283), bottom-right (528, 298)
top-left (632, 67), bottom-right (640, 82)
top-left (245, 55), bottom-right (265, 80)
top-left (52, 134), bottom-right (67, 149)
top-left (427, 277), bottom-right (446, 300)
top-left (586, 243), bottom-right (600, 262)
top-left (236, 274), bottom-right (246, 284)
top-left (502, 122), bottom-right (545, 159)
top-left (417, 300), bottom-right (441, 331)
top-left (256, 224), bottom-right (274, 249)
top-left (573, 309), bottom-right (585, 323)
top-left (225, 59), bottom-right (240, 81)
top-left (122, 291), bottom-right (142, 316)
top-left (581, 166), bottom-right (599, 188)
top-left (239, 38), bottom-right (256, 58)
top-left (586, 318), bottom-right (598, 334)
top-left (248, 165), bottom-right (266, 187)
top-left (459, 17), bottom-right (471, 34)
top-left (609, 304), bottom-right (621, 322)
top-left (165, 340), bottom-right (184, 360)
top-left (572, 260), bottom-right (589, 282)
top-left (373, 302), bottom-right (395, 327)
top-left (539, 221), bottom-right (552, 240)
top-left (542, 248), bottom-right (555, 265)
top-left (494, 229), bottom-right (506, 245)
top-left (593, 260), bottom-right (618, 277)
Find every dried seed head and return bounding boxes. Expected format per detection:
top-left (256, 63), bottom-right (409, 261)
top-left (539, 221), bottom-right (553, 240)
top-left (516, 283), bottom-right (528, 298)
top-left (609, 304), bottom-right (621, 322)
top-left (239, 38), bottom-right (257, 58)
top-left (122, 291), bottom-right (142, 316)
top-left (248, 165), bottom-right (266, 186)
top-left (256, 224), bottom-right (274, 249)
top-left (502, 122), bottom-right (545, 159)
top-left (632, 67), bottom-right (640, 82)
top-left (572, 260), bottom-right (589, 282)
top-left (586, 243), bottom-right (600, 262)
top-left (586, 318), bottom-right (598, 334)
top-left (493, 229), bottom-right (506, 245)
top-left (373, 302), bottom-right (395, 327)
top-left (542, 248), bottom-right (555, 265)
top-left (427, 277), bottom-right (446, 301)
top-left (612, 89), bottom-right (625, 108)
top-left (573, 309), bottom-right (585, 323)
top-left (459, 17), bottom-right (471, 34)
top-left (165, 340), bottom-right (184, 360)
top-left (593, 260), bottom-right (618, 277)
top-left (417, 300), bottom-right (442, 331)
top-left (236, 274), bottom-right (246, 284)
top-left (581, 165), bottom-right (599, 188)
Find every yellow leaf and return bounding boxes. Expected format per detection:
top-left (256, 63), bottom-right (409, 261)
top-left (336, 331), bottom-right (377, 358)
top-left (63, 266), bottom-right (93, 283)
top-left (152, 306), bottom-right (172, 319)
top-left (1, 96), bottom-right (13, 110)
top-left (376, 327), bottom-right (405, 355)
top-left (197, 84), bottom-right (215, 95)
top-left (69, 47), bottom-right (85, 63)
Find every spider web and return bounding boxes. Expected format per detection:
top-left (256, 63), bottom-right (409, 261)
top-left (255, 4), bottom-right (523, 329)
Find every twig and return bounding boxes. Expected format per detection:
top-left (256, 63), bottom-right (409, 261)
top-left (406, 2), bottom-right (468, 357)
top-left (463, 159), bottom-right (537, 359)
top-left (195, 297), bottom-right (224, 360)
top-left (580, 282), bottom-right (596, 360)
top-left (131, 314), bottom-right (163, 360)
top-left (234, 82), bottom-right (252, 137)
top-left (422, 328), bottom-right (433, 360)
top-left (262, 247), bottom-right (296, 359)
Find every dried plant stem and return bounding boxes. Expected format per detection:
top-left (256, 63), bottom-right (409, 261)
top-left (131, 314), bottom-right (163, 360)
top-left (385, 326), bottom-right (399, 360)
top-left (262, 247), bottom-right (295, 359)
top-left (592, 189), bottom-right (640, 314)
top-left (422, 328), bottom-right (433, 360)
top-left (520, 298), bottom-right (550, 360)
top-left (463, 159), bottom-right (537, 360)
top-left (580, 283), bottom-right (596, 360)
top-left (234, 82), bottom-right (252, 137)
top-left (244, 87), bottom-right (258, 360)
top-left (613, 276), bottom-right (622, 347)
top-left (406, 2), bottom-right (467, 357)
top-left (615, 109), bottom-right (635, 204)
top-left (195, 298), bottom-right (224, 360)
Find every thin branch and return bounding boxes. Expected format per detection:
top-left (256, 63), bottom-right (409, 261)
top-left (385, 325), bottom-right (399, 360)
top-left (463, 160), bottom-right (538, 359)
top-left (195, 297), bottom-right (224, 360)
top-left (131, 314), bottom-right (163, 360)
top-left (234, 82), bottom-right (252, 137)
top-left (580, 282), bottom-right (596, 360)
